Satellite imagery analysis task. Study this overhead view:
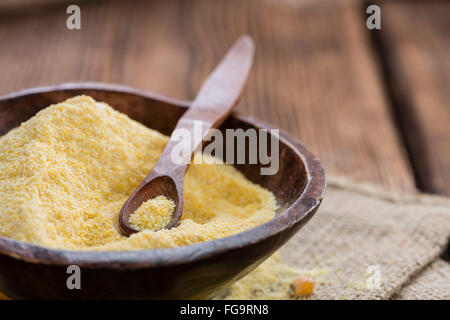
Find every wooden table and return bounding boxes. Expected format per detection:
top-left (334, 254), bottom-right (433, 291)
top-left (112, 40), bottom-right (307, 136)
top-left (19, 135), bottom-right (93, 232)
top-left (0, 0), bottom-right (449, 291)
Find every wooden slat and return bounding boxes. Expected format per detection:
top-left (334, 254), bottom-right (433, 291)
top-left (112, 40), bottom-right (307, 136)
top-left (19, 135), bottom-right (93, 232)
top-left (0, 0), bottom-right (68, 12)
top-left (0, 0), bottom-right (415, 192)
top-left (377, 0), bottom-right (450, 195)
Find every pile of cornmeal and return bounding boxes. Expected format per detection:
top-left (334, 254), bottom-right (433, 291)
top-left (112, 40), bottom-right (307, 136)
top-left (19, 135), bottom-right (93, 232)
top-left (0, 96), bottom-right (277, 251)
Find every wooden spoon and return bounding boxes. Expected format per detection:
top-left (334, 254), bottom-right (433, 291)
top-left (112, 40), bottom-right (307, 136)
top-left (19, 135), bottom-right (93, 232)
top-left (118, 35), bottom-right (255, 236)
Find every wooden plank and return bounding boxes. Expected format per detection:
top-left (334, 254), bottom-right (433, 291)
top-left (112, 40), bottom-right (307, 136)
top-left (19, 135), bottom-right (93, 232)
top-left (0, 0), bottom-right (68, 12)
top-left (0, 0), bottom-right (415, 192)
top-left (376, 0), bottom-right (450, 195)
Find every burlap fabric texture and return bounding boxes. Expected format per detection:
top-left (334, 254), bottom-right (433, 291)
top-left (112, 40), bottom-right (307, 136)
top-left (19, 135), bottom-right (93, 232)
top-left (229, 176), bottom-right (450, 299)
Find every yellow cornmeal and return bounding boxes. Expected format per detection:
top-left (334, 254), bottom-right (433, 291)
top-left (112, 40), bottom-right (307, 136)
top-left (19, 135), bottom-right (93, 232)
top-left (129, 196), bottom-right (175, 231)
top-left (0, 95), bottom-right (277, 251)
top-left (222, 255), bottom-right (327, 300)
top-left (0, 292), bottom-right (9, 300)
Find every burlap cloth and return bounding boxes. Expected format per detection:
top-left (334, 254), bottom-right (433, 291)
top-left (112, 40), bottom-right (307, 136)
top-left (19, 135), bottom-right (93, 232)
top-left (227, 176), bottom-right (450, 300)
top-left (0, 176), bottom-right (449, 300)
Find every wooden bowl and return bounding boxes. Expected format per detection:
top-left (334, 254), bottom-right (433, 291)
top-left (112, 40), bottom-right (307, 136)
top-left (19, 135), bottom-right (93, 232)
top-left (0, 83), bottom-right (326, 299)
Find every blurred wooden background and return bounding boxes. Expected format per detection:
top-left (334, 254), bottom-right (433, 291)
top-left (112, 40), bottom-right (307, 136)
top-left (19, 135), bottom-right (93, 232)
top-left (0, 0), bottom-right (449, 259)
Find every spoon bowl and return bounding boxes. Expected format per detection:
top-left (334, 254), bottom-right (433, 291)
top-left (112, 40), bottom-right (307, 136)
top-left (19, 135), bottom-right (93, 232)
top-left (119, 175), bottom-right (182, 235)
top-left (0, 83), bottom-right (326, 299)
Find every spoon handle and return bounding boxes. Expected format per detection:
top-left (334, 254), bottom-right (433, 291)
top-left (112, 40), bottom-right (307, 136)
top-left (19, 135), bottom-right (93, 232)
top-left (148, 35), bottom-right (255, 179)
top-left (119, 36), bottom-right (255, 235)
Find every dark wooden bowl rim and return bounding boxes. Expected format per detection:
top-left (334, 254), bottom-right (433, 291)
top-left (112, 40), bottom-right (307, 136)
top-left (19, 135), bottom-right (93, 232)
top-left (0, 83), bottom-right (326, 269)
